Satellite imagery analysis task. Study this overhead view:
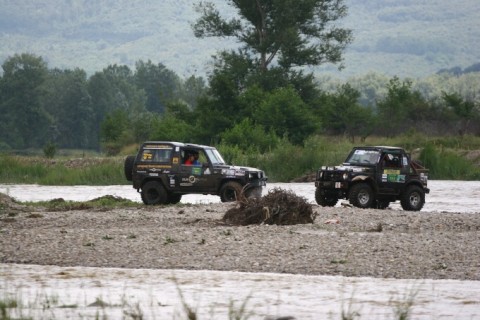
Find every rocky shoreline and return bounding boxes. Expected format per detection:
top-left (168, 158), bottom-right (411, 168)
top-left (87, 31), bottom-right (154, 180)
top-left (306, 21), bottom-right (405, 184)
top-left (1, 194), bottom-right (479, 281)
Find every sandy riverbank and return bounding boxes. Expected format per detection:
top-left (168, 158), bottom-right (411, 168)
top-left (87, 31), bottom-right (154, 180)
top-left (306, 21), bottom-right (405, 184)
top-left (1, 195), bottom-right (479, 280)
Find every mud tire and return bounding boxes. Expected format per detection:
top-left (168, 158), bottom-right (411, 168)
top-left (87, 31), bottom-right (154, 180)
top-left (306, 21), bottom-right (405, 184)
top-left (400, 185), bottom-right (425, 211)
top-left (141, 181), bottom-right (168, 205)
top-left (220, 181), bottom-right (243, 202)
top-left (349, 183), bottom-right (374, 209)
top-left (315, 187), bottom-right (338, 207)
top-left (124, 155), bottom-right (135, 181)
top-left (167, 193), bottom-right (182, 204)
top-left (245, 186), bottom-right (262, 199)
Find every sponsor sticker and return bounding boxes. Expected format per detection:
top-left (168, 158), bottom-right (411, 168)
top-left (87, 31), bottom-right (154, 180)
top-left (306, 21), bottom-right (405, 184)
top-left (137, 164), bottom-right (171, 169)
top-left (192, 167), bottom-right (202, 175)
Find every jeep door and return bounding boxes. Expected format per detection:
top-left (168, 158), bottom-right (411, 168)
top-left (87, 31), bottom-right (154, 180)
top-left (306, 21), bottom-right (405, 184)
top-left (178, 148), bottom-right (216, 193)
top-left (378, 152), bottom-right (409, 195)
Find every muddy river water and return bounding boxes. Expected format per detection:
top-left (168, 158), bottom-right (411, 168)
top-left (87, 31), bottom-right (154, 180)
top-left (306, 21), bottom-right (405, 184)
top-left (1, 180), bottom-right (479, 213)
top-left (1, 180), bottom-right (479, 319)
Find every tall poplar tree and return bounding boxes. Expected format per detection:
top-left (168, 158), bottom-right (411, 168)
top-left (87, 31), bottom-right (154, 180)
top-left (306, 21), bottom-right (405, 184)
top-left (193, 0), bottom-right (353, 72)
top-left (192, 0), bottom-right (353, 145)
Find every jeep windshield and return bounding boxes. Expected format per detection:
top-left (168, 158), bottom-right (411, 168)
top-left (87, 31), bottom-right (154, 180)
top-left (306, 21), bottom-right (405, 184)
top-left (345, 149), bottom-right (381, 165)
top-left (205, 148), bottom-right (226, 165)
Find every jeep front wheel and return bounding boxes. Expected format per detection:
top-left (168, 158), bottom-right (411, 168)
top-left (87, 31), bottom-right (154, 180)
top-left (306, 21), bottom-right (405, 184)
top-left (141, 181), bottom-right (168, 205)
top-left (245, 186), bottom-right (262, 199)
top-left (220, 181), bottom-right (243, 202)
top-left (400, 185), bottom-right (425, 211)
top-left (315, 187), bottom-right (338, 207)
top-left (167, 193), bottom-right (182, 204)
top-left (349, 183), bottom-right (374, 209)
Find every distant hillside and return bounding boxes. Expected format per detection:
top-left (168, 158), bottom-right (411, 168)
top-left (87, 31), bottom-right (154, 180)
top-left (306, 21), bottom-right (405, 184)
top-left (0, 0), bottom-right (479, 79)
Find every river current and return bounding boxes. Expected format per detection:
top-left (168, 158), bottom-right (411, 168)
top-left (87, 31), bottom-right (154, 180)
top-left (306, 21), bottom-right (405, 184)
top-left (1, 180), bottom-right (479, 213)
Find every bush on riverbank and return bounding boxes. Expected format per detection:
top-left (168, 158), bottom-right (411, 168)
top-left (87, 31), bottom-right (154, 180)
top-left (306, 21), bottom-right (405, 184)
top-left (0, 155), bottom-right (126, 185)
top-left (220, 134), bottom-right (480, 182)
top-left (1, 134), bottom-right (479, 185)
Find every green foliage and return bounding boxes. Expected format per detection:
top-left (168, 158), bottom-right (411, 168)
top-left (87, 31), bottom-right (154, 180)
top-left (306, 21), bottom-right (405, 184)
top-left (254, 139), bottom-right (307, 182)
top-left (442, 91), bottom-right (477, 135)
top-left (0, 53), bottom-right (51, 149)
top-left (191, 0), bottom-right (352, 146)
top-left (149, 114), bottom-right (192, 142)
top-left (0, 52), bottom-right (206, 152)
top-left (193, 0), bottom-right (352, 71)
top-left (42, 68), bottom-right (94, 149)
top-left (0, 155), bottom-right (127, 185)
top-left (43, 141), bottom-right (57, 159)
top-left (220, 118), bottom-right (279, 153)
top-left (223, 136), bottom-right (353, 182)
top-left (319, 83), bottom-right (376, 141)
top-left (419, 144), bottom-right (480, 180)
top-left (376, 77), bottom-right (431, 136)
top-left (134, 60), bottom-right (183, 113)
top-left (254, 87), bottom-right (317, 145)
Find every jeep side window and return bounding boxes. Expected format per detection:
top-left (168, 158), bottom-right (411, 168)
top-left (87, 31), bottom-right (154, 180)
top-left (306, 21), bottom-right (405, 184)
top-left (382, 153), bottom-right (402, 168)
top-left (182, 149), bottom-right (203, 165)
top-left (205, 149), bottom-right (226, 165)
top-left (140, 149), bottom-right (172, 163)
top-left (157, 149), bottom-right (172, 162)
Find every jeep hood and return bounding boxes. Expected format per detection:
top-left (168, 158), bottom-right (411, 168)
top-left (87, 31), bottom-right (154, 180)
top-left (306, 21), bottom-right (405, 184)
top-left (323, 164), bottom-right (374, 173)
top-left (215, 164), bottom-right (263, 172)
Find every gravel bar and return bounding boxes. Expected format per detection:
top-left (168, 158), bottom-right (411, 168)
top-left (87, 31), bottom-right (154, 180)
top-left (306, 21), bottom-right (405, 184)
top-left (1, 202), bottom-right (479, 280)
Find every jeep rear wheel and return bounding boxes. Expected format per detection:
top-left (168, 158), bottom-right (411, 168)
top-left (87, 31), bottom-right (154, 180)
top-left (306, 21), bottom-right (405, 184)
top-left (349, 183), bottom-right (374, 209)
top-left (124, 155), bottom-right (135, 181)
top-left (141, 181), bottom-right (168, 205)
top-left (401, 185), bottom-right (425, 211)
top-left (167, 193), bottom-right (182, 204)
top-left (315, 187), bottom-right (338, 207)
top-left (220, 181), bottom-right (243, 202)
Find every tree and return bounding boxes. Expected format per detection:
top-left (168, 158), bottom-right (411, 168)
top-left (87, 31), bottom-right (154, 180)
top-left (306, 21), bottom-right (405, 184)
top-left (319, 83), bottom-right (375, 141)
top-left (42, 68), bottom-right (94, 148)
top-left (193, 0), bottom-right (353, 72)
top-left (254, 86), bottom-right (317, 144)
top-left (442, 92), bottom-right (477, 136)
top-left (100, 109), bottom-right (131, 155)
top-left (89, 64), bottom-right (147, 150)
top-left (181, 75), bottom-right (207, 109)
top-left (0, 53), bottom-right (50, 148)
top-left (221, 118), bottom-right (279, 152)
top-left (192, 1), bottom-right (351, 146)
top-left (134, 60), bottom-right (182, 114)
top-left (376, 77), bottom-right (428, 136)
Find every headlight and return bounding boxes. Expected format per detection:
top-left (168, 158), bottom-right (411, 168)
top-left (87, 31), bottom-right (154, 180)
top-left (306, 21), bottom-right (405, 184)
top-left (343, 173), bottom-right (349, 180)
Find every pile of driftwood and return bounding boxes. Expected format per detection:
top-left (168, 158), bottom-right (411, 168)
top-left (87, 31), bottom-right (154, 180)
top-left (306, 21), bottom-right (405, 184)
top-left (222, 187), bottom-right (316, 226)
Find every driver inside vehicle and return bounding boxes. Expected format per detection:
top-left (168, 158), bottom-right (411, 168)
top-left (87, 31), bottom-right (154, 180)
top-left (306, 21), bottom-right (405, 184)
top-left (184, 153), bottom-right (195, 165)
top-left (383, 154), bottom-right (401, 168)
top-left (192, 152), bottom-right (201, 165)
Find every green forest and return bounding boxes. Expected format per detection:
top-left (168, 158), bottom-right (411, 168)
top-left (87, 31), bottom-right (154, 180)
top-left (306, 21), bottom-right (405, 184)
top-left (1, 52), bottom-right (479, 151)
top-left (1, 0), bottom-right (480, 182)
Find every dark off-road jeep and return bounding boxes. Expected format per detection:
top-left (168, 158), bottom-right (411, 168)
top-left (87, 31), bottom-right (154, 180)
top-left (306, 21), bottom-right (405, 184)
top-left (315, 146), bottom-right (430, 211)
top-left (124, 141), bottom-right (267, 205)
